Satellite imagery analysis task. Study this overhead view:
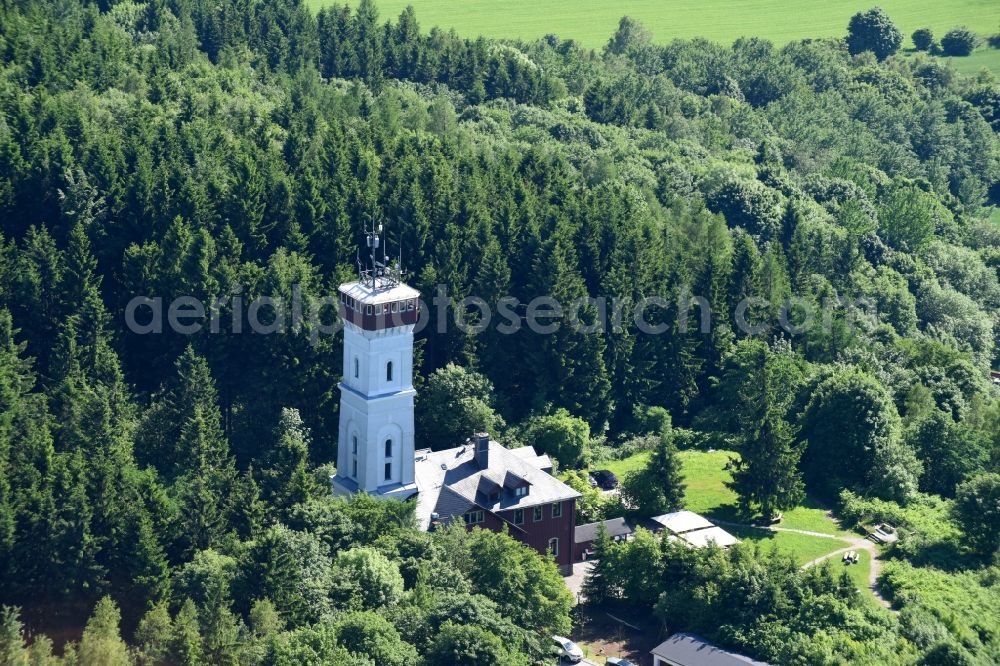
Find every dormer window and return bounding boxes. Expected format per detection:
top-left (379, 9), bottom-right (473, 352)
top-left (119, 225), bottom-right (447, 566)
top-left (386, 361), bottom-right (393, 382)
top-left (514, 486), bottom-right (529, 498)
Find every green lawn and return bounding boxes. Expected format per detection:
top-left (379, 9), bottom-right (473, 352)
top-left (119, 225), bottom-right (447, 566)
top-left (727, 524), bottom-right (844, 566)
top-left (310, 0), bottom-right (1000, 51)
top-left (942, 46), bottom-right (1000, 76)
top-left (902, 45), bottom-right (1000, 77)
top-left (605, 448), bottom-right (846, 535)
top-left (601, 449), bottom-right (651, 480)
top-left (597, 448), bottom-right (880, 594)
top-left (844, 548), bottom-right (873, 594)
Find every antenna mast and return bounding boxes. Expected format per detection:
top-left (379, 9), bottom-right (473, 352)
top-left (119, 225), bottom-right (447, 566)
top-left (360, 214), bottom-right (402, 290)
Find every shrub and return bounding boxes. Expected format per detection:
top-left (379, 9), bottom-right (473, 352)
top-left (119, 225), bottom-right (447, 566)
top-left (940, 27), bottom-right (978, 57)
top-left (912, 28), bottom-right (934, 51)
top-left (847, 7), bottom-right (903, 60)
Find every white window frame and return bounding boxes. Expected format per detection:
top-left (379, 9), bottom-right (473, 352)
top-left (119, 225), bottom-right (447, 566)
top-left (551, 501), bottom-right (562, 518)
top-left (548, 537), bottom-right (559, 557)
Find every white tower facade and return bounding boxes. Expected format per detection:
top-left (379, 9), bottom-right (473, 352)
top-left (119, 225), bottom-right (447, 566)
top-left (331, 278), bottom-right (421, 499)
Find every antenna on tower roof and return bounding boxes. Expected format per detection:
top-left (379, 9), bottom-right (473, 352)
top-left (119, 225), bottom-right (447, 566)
top-left (359, 214), bottom-right (401, 290)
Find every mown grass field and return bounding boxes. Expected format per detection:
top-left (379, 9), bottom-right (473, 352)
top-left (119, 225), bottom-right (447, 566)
top-left (902, 45), bottom-right (1000, 77)
top-left (939, 46), bottom-right (1000, 75)
top-left (310, 0), bottom-right (1000, 51)
top-left (598, 448), bottom-right (866, 573)
top-left (604, 448), bottom-right (847, 535)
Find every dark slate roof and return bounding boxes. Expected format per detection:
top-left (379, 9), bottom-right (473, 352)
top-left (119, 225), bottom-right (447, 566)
top-left (575, 517), bottom-right (634, 544)
top-left (413, 441), bottom-right (580, 530)
top-left (432, 485), bottom-right (476, 520)
top-left (650, 634), bottom-right (771, 666)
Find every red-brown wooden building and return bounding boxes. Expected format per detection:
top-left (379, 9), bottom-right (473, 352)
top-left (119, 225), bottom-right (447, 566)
top-left (413, 433), bottom-right (580, 572)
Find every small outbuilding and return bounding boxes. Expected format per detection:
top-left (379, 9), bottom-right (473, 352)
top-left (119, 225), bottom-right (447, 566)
top-left (649, 510), bottom-right (738, 549)
top-left (574, 516), bottom-right (634, 560)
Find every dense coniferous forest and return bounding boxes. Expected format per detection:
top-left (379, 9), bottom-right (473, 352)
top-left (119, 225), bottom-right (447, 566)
top-left (0, 0), bottom-right (999, 664)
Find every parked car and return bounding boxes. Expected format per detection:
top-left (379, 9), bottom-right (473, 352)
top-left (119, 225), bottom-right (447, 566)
top-left (607, 658), bottom-right (637, 666)
top-left (552, 635), bottom-right (584, 663)
top-left (592, 469), bottom-right (619, 490)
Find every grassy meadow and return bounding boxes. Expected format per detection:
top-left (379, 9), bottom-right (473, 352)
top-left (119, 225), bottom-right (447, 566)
top-left (600, 449), bottom-right (863, 571)
top-left (605, 448), bottom-right (847, 536)
top-left (309, 0), bottom-right (1000, 51)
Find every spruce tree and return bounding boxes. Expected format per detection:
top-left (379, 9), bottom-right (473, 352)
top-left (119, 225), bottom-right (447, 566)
top-left (581, 523), bottom-right (614, 604)
top-left (621, 419), bottom-right (685, 514)
top-left (725, 340), bottom-right (805, 521)
top-left (77, 597), bottom-right (130, 666)
top-left (135, 603), bottom-right (173, 664)
top-left (170, 599), bottom-right (205, 666)
top-left (258, 408), bottom-right (318, 518)
top-left (173, 405), bottom-right (236, 557)
top-left (0, 606), bottom-right (28, 663)
top-left (139, 346), bottom-right (228, 479)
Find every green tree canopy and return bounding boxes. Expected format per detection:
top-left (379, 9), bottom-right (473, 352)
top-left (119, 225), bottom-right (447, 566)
top-left (799, 368), bottom-right (920, 502)
top-left (847, 7), bottom-right (903, 60)
top-left (521, 409), bottom-right (591, 469)
top-left (416, 363), bottom-right (505, 450)
top-left (952, 473), bottom-right (1000, 558)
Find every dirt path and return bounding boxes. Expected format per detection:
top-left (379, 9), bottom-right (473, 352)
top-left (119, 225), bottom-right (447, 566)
top-left (800, 536), bottom-right (889, 607)
top-left (713, 518), bottom-right (891, 609)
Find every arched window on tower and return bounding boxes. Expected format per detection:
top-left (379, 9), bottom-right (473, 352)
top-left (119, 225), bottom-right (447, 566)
top-left (354, 357), bottom-right (359, 378)
top-left (385, 438), bottom-right (392, 457)
top-left (386, 361), bottom-right (393, 382)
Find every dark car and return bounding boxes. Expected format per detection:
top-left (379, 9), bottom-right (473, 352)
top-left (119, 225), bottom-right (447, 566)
top-left (591, 469), bottom-right (618, 490)
top-left (606, 658), bottom-right (636, 666)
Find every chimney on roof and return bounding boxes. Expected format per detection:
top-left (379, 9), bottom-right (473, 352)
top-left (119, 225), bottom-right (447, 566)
top-left (475, 432), bottom-right (490, 468)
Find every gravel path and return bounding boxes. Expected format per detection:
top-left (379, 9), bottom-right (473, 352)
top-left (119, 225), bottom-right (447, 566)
top-left (712, 518), bottom-right (891, 608)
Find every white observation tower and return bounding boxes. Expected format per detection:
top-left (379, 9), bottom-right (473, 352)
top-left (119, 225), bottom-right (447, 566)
top-left (331, 220), bottom-right (420, 499)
